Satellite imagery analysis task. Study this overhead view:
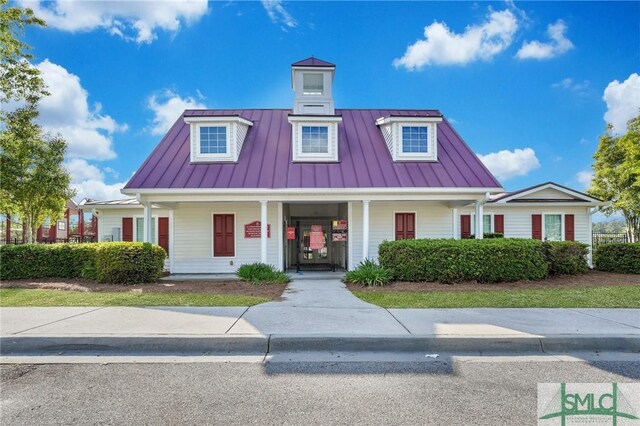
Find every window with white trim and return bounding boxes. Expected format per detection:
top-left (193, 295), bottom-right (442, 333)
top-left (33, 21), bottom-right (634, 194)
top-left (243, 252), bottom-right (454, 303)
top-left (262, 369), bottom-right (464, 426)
top-left (200, 126), bottom-right (227, 154)
top-left (544, 214), bottom-right (562, 241)
top-left (135, 217), bottom-right (157, 243)
top-left (301, 126), bottom-right (329, 153)
top-left (471, 214), bottom-right (493, 234)
top-left (402, 126), bottom-right (428, 153)
top-left (303, 73), bottom-right (323, 95)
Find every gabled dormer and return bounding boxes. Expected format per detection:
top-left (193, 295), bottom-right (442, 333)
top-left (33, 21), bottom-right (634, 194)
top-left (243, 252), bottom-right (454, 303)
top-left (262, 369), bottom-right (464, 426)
top-left (289, 57), bottom-right (342, 162)
top-left (291, 57), bottom-right (335, 115)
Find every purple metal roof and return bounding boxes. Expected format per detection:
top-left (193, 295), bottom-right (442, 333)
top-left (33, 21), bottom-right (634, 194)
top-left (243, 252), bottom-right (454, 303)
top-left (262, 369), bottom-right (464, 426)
top-left (291, 57), bottom-right (335, 67)
top-left (124, 109), bottom-right (502, 190)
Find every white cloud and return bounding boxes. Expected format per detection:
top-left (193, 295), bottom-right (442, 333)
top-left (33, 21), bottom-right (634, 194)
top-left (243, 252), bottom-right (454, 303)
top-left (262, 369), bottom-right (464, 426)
top-left (603, 73), bottom-right (640, 134)
top-left (393, 9), bottom-right (518, 70)
top-left (72, 179), bottom-right (127, 202)
top-left (477, 148), bottom-right (541, 181)
top-left (65, 159), bottom-right (104, 182)
top-left (516, 20), bottom-right (573, 60)
top-left (261, 0), bottom-right (297, 29)
top-left (147, 90), bottom-right (206, 135)
top-left (576, 170), bottom-right (593, 190)
top-left (18, 0), bottom-right (208, 44)
top-left (551, 78), bottom-right (589, 94)
top-left (36, 60), bottom-right (126, 160)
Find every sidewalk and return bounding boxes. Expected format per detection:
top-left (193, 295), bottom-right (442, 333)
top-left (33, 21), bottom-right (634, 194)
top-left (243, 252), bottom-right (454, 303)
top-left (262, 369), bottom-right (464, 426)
top-left (1, 278), bottom-right (639, 357)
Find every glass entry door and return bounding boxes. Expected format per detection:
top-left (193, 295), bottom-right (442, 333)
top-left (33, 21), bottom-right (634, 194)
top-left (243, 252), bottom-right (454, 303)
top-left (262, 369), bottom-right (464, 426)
top-left (299, 221), bottom-right (330, 265)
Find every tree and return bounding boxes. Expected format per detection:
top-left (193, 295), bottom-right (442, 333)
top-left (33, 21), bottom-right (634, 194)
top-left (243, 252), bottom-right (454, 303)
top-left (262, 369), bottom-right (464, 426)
top-left (0, 0), bottom-right (47, 106)
top-left (0, 106), bottom-right (75, 243)
top-left (588, 115), bottom-right (640, 243)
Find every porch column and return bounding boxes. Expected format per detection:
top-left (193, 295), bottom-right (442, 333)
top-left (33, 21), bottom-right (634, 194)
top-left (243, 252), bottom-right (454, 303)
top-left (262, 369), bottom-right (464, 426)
top-left (452, 208), bottom-right (459, 239)
top-left (260, 200), bottom-right (268, 264)
top-left (143, 202), bottom-right (152, 243)
top-left (362, 200), bottom-right (370, 261)
top-left (474, 200), bottom-right (483, 239)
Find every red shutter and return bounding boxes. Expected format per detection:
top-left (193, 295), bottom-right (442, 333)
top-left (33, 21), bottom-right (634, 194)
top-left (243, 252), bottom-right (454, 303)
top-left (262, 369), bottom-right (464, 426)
top-left (122, 217), bottom-right (133, 242)
top-left (494, 215), bottom-right (504, 235)
top-left (158, 217), bottom-right (169, 255)
top-left (461, 215), bottom-right (471, 239)
top-left (565, 214), bottom-right (574, 241)
top-left (395, 213), bottom-right (415, 240)
top-left (37, 226), bottom-right (43, 242)
top-left (214, 214), bottom-right (235, 257)
top-left (50, 221), bottom-right (57, 241)
top-left (532, 214), bottom-right (542, 240)
top-left (5, 215), bottom-right (11, 243)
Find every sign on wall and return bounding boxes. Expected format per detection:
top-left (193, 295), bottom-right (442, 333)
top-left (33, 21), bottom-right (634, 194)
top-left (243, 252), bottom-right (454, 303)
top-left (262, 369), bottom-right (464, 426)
top-left (244, 221), bottom-right (271, 238)
top-left (286, 227), bottom-right (296, 240)
top-left (332, 220), bottom-right (347, 231)
top-left (332, 233), bottom-right (347, 242)
top-left (309, 225), bottom-right (324, 250)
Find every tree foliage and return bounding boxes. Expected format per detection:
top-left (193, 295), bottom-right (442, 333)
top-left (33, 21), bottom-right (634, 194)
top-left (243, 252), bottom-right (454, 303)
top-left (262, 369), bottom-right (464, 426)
top-left (589, 115), bottom-right (640, 242)
top-left (0, 106), bottom-right (75, 242)
top-left (0, 0), bottom-right (47, 106)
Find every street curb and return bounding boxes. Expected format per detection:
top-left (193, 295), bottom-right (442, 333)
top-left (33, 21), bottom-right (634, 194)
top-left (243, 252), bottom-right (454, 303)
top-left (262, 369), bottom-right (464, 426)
top-left (1, 335), bottom-right (638, 356)
top-left (0, 336), bottom-right (269, 356)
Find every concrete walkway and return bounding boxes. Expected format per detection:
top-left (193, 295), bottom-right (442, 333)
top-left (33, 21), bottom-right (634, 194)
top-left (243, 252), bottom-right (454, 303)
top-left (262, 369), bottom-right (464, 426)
top-left (1, 278), bottom-right (639, 356)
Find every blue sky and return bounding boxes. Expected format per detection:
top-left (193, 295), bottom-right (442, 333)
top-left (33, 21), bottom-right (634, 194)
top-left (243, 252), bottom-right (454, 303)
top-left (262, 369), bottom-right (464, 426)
top-left (16, 1), bottom-right (640, 212)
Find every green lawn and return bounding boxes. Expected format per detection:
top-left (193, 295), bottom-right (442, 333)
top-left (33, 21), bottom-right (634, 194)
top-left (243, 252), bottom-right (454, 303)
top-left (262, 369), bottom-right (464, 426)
top-left (352, 286), bottom-right (640, 308)
top-left (0, 289), bottom-right (269, 307)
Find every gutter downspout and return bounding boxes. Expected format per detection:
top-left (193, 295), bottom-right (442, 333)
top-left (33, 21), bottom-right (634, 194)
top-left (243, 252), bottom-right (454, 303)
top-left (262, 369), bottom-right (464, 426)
top-left (474, 192), bottom-right (491, 239)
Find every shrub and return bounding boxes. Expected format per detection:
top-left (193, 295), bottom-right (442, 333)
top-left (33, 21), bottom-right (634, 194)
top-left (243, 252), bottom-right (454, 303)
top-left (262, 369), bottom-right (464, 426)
top-left (378, 238), bottom-right (548, 284)
top-left (94, 242), bottom-right (166, 284)
top-left (469, 233), bottom-right (504, 239)
top-left (344, 259), bottom-right (392, 286)
top-left (542, 241), bottom-right (589, 276)
top-left (236, 263), bottom-right (290, 284)
top-left (595, 243), bottom-right (640, 274)
top-left (0, 242), bottom-right (166, 284)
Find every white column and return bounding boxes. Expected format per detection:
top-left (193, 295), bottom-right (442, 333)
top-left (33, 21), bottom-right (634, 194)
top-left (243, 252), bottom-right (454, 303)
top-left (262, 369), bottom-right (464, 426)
top-left (452, 208), bottom-right (459, 239)
top-left (347, 202), bottom-right (353, 270)
top-left (260, 200), bottom-right (268, 264)
top-left (362, 200), bottom-right (370, 261)
top-left (277, 202), bottom-right (284, 271)
top-left (475, 200), bottom-right (483, 239)
top-left (143, 202), bottom-right (152, 243)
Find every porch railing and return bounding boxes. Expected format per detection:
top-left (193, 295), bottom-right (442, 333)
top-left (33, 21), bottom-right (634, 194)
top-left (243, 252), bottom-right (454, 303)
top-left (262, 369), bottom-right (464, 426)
top-left (592, 232), bottom-right (629, 247)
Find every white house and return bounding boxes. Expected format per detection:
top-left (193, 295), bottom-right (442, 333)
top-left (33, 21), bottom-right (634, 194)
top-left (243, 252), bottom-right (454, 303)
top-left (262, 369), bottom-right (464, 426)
top-left (87, 57), bottom-right (603, 273)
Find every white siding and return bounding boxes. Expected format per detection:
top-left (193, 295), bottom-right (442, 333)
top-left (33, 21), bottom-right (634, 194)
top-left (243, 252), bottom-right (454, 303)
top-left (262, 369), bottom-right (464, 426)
top-left (456, 206), bottom-right (591, 244)
top-left (519, 188), bottom-right (575, 200)
top-left (97, 208), bottom-right (171, 242)
top-left (172, 202), bottom-right (279, 274)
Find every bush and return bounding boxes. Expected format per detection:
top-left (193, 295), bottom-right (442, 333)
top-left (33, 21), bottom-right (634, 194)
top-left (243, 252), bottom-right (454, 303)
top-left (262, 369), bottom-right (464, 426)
top-left (542, 241), bottom-right (589, 276)
top-left (378, 238), bottom-right (548, 284)
top-left (595, 243), bottom-right (640, 274)
top-left (0, 242), bottom-right (166, 284)
top-left (94, 242), bottom-right (166, 284)
top-left (470, 233), bottom-right (504, 239)
top-left (344, 259), bottom-right (392, 286)
top-left (236, 263), bottom-right (290, 284)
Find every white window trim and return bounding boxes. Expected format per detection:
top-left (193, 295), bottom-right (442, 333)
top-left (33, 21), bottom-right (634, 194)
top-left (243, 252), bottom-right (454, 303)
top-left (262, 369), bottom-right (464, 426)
top-left (302, 72), bottom-right (324, 95)
top-left (392, 211), bottom-right (418, 240)
top-left (375, 116), bottom-right (441, 162)
top-left (133, 215), bottom-right (158, 243)
top-left (185, 116), bottom-right (253, 163)
top-left (471, 213), bottom-right (494, 234)
top-left (211, 212), bottom-right (237, 259)
top-left (541, 212), bottom-right (565, 242)
top-left (288, 116), bottom-right (342, 162)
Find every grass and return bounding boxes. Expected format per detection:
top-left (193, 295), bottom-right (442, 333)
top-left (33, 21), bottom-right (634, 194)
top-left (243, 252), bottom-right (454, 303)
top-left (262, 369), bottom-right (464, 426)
top-left (352, 286), bottom-right (640, 308)
top-left (0, 289), bottom-right (270, 307)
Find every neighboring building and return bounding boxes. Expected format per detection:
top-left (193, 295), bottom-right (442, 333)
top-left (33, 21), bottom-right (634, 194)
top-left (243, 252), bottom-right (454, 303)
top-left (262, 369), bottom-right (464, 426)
top-left (89, 57), bottom-right (603, 273)
top-left (0, 199), bottom-right (98, 244)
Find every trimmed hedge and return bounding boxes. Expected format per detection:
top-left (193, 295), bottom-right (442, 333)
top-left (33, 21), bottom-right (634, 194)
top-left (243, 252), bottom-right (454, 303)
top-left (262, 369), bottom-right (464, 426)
top-left (542, 241), bottom-right (589, 276)
top-left (379, 238), bottom-right (548, 284)
top-left (0, 242), bottom-right (166, 284)
top-left (470, 233), bottom-right (504, 239)
top-left (595, 243), bottom-right (640, 274)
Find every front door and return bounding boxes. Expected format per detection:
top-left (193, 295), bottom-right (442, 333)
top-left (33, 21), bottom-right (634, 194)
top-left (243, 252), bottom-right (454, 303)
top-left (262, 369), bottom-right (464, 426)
top-left (296, 220), bottom-right (331, 269)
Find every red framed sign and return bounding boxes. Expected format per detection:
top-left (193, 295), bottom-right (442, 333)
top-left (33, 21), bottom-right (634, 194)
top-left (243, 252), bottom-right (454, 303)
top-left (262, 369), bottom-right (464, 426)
top-left (244, 221), bottom-right (271, 238)
top-left (286, 227), bottom-right (296, 240)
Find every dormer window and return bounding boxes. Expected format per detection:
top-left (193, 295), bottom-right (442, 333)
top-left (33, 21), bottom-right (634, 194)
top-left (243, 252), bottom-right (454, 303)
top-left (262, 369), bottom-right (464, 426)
top-left (184, 115), bottom-right (253, 163)
top-left (289, 115), bottom-right (342, 162)
top-left (402, 126), bottom-right (428, 153)
top-left (376, 116), bottom-right (442, 162)
top-left (303, 73), bottom-right (324, 95)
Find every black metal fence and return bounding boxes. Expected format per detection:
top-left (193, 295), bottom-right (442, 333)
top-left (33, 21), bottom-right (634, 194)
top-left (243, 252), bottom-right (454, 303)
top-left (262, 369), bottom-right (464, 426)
top-left (592, 232), bottom-right (629, 247)
top-left (0, 236), bottom-right (97, 245)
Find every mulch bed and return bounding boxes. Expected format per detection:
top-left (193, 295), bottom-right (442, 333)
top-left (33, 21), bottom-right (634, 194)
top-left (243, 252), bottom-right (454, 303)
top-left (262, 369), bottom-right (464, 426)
top-left (0, 278), bottom-right (286, 299)
top-left (346, 270), bottom-right (640, 293)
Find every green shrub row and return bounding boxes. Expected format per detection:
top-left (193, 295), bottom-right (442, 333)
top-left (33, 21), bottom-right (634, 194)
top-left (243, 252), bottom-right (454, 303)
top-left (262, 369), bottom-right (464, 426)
top-left (378, 238), bottom-right (589, 284)
top-left (595, 243), bottom-right (640, 274)
top-left (469, 233), bottom-right (504, 239)
top-left (344, 259), bottom-right (392, 286)
top-left (0, 242), bottom-right (166, 284)
top-left (236, 262), bottom-right (290, 284)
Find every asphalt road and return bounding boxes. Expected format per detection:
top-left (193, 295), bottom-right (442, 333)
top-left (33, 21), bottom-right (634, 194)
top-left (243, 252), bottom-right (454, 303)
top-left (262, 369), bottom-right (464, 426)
top-left (1, 358), bottom-right (638, 425)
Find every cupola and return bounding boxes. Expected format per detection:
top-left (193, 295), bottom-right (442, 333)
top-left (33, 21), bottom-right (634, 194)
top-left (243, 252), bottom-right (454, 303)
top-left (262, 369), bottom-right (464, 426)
top-left (291, 57), bottom-right (335, 115)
